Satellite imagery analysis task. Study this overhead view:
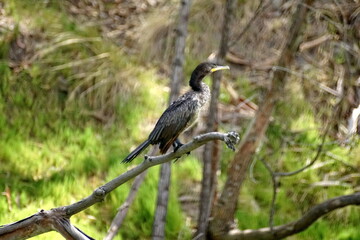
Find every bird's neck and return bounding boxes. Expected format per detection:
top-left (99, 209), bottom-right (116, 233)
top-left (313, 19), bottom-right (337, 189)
top-left (189, 72), bottom-right (206, 91)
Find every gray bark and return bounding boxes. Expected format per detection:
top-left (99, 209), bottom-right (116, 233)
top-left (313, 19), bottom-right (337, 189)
top-left (0, 131), bottom-right (239, 240)
top-left (169, 0), bottom-right (192, 104)
top-left (196, 0), bottom-right (235, 239)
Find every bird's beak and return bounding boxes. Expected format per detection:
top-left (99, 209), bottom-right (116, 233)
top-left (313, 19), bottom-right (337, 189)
top-left (210, 65), bottom-right (230, 72)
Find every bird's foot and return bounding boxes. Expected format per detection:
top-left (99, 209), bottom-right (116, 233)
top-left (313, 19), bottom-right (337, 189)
top-left (173, 142), bottom-right (191, 155)
top-left (144, 155), bottom-right (153, 162)
top-left (173, 139), bottom-right (186, 152)
top-left (173, 143), bottom-right (183, 152)
top-left (173, 139), bottom-right (190, 162)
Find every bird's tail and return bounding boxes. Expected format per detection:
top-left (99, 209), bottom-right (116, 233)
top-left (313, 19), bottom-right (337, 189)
top-left (122, 140), bottom-right (151, 163)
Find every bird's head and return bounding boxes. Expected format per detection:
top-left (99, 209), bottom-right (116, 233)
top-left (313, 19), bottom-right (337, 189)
top-left (195, 62), bottom-right (230, 75)
top-left (190, 62), bottom-right (230, 91)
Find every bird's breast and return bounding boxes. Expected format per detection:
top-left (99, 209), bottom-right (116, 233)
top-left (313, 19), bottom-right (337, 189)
top-left (184, 84), bottom-right (210, 130)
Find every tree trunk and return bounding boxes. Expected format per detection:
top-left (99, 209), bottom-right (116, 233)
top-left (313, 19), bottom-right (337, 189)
top-left (152, 163), bottom-right (172, 240)
top-left (152, 1), bottom-right (192, 239)
top-left (209, 0), bottom-right (315, 238)
top-left (195, 0), bottom-right (235, 239)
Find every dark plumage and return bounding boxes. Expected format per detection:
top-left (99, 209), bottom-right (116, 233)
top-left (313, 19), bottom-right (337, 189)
top-left (122, 62), bottom-right (230, 163)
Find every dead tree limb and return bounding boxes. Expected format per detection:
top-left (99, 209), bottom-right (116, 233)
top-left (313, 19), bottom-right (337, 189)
top-left (0, 131), bottom-right (239, 240)
top-left (219, 193), bottom-right (360, 240)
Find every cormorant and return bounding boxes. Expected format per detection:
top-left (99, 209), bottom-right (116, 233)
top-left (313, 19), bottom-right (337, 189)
top-left (122, 62), bottom-right (230, 163)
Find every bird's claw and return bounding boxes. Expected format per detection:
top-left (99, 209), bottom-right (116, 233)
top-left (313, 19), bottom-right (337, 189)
top-left (173, 144), bottom-right (183, 152)
top-left (144, 155), bottom-right (153, 162)
top-left (224, 131), bottom-right (240, 151)
top-left (172, 139), bottom-right (191, 163)
top-left (173, 138), bottom-right (185, 152)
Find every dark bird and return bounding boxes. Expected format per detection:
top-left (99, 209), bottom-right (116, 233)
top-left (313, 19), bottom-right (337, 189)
top-left (122, 62), bottom-right (230, 163)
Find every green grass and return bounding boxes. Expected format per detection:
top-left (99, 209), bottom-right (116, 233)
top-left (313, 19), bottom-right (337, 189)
top-left (0, 2), bottom-right (196, 239)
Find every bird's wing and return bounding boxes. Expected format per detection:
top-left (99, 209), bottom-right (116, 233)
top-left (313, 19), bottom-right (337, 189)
top-left (148, 94), bottom-right (198, 144)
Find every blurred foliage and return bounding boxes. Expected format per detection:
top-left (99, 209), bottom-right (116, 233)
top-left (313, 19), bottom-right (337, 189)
top-left (0, 0), bottom-right (360, 240)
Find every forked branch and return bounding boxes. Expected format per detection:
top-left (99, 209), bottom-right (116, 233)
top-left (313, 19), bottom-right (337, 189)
top-left (0, 131), bottom-right (239, 240)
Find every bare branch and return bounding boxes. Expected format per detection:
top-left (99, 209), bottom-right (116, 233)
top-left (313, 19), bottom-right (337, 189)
top-left (66, 131), bottom-right (239, 216)
top-left (0, 131), bottom-right (239, 239)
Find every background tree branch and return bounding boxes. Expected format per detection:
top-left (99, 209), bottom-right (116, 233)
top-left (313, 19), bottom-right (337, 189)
top-left (221, 193), bottom-right (360, 240)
